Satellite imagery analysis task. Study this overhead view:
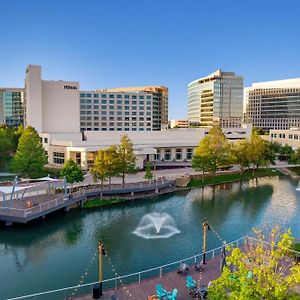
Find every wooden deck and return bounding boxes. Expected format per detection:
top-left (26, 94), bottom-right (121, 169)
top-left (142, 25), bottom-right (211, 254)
top-left (76, 256), bottom-right (222, 300)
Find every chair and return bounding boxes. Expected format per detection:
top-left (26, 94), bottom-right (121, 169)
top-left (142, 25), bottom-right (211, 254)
top-left (156, 284), bottom-right (168, 299)
top-left (177, 262), bottom-right (189, 274)
top-left (167, 288), bottom-right (178, 300)
top-left (186, 275), bottom-right (196, 292)
top-left (194, 261), bottom-right (203, 271)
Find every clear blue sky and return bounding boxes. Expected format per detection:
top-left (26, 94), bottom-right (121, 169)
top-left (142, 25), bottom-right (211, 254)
top-left (0, 0), bottom-right (300, 119)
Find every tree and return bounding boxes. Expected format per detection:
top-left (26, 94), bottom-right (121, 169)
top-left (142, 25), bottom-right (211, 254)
top-left (0, 126), bottom-right (13, 171)
top-left (105, 146), bottom-right (120, 189)
top-left (60, 159), bottom-right (84, 190)
top-left (117, 134), bottom-right (136, 187)
top-left (144, 162), bottom-right (153, 181)
top-left (289, 148), bottom-right (300, 164)
top-left (192, 126), bottom-right (230, 175)
top-left (90, 149), bottom-right (110, 197)
top-left (208, 227), bottom-right (300, 300)
top-left (230, 140), bottom-right (251, 174)
top-left (248, 132), bottom-right (269, 174)
top-left (10, 126), bottom-right (47, 178)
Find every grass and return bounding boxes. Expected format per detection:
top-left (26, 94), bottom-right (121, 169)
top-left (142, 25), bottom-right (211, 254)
top-left (83, 197), bottom-right (127, 208)
top-left (286, 167), bottom-right (300, 175)
top-left (188, 168), bottom-right (282, 188)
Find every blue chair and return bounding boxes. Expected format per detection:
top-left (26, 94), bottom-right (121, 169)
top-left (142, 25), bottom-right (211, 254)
top-left (186, 275), bottom-right (196, 292)
top-left (167, 288), bottom-right (178, 300)
top-left (156, 284), bottom-right (168, 299)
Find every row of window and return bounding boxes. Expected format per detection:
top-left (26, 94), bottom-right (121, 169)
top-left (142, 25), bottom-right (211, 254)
top-left (80, 105), bottom-right (152, 110)
top-left (80, 127), bottom-right (152, 132)
top-left (80, 93), bottom-right (151, 100)
top-left (80, 99), bottom-right (152, 105)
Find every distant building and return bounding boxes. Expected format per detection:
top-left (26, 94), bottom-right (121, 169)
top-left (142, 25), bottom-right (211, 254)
top-left (245, 78), bottom-right (300, 130)
top-left (268, 128), bottom-right (300, 149)
top-left (169, 119), bottom-right (189, 128)
top-left (101, 86), bottom-right (168, 130)
top-left (41, 125), bottom-right (252, 170)
top-left (24, 65), bottom-right (168, 133)
top-left (0, 88), bottom-right (24, 127)
top-left (188, 70), bottom-right (243, 128)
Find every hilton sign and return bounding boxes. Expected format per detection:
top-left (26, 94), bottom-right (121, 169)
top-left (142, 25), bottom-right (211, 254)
top-left (64, 85), bottom-right (78, 90)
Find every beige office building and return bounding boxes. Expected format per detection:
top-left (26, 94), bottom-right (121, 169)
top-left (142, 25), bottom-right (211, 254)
top-left (188, 70), bottom-right (243, 128)
top-left (245, 78), bottom-right (300, 130)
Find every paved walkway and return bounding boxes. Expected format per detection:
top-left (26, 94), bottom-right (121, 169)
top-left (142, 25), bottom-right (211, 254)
top-left (75, 256), bottom-right (221, 300)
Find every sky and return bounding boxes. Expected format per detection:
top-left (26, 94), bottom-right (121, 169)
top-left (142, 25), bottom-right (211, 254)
top-left (0, 0), bottom-right (300, 119)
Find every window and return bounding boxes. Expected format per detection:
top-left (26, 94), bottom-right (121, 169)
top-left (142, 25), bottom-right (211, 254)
top-left (125, 95), bottom-right (130, 99)
top-left (93, 94), bottom-right (99, 98)
top-left (165, 149), bottom-right (171, 160)
top-left (80, 99), bottom-right (85, 103)
top-left (117, 106), bottom-right (122, 110)
top-left (53, 152), bottom-right (65, 165)
top-left (132, 95), bottom-right (137, 99)
top-left (80, 105), bottom-right (86, 109)
top-left (117, 100), bottom-right (122, 104)
top-left (109, 105), bottom-right (114, 110)
top-left (44, 138), bottom-right (48, 143)
top-left (101, 105), bottom-right (107, 109)
top-left (187, 148), bottom-right (193, 160)
top-left (109, 94), bottom-right (115, 98)
top-left (132, 100), bottom-right (137, 105)
top-left (86, 94), bottom-right (92, 98)
top-left (139, 95), bottom-right (144, 99)
top-left (132, 106), bottom-right (137, 110)
top-left (80, 93), bottom-right (85, 97)
top-left (76, 153), bottom-right (81, 165)
top-left (117, 94), bottom-right (122, 99)
top-left (125, 106), bottom-right (130, 110)
top-left (146, 95), bottom-right (151, 100)
top-left (109, 100), bottom-right (114, 104)
top-left (139, 106), bottom-right (144, 110)
top-left (109, 111), bottom-right (114, 115)
top-left (101, 94), bottom-right (107, 98)
top-left (86, 99), bottom-right (92, 103)
top-left (125, 100), bottom-right (129, 104)
top-left (101, 100), bottom-right (107, 104)
top-left (94, 99), bottom-right (99, 104)
top-left (94, 105), bottom-right (99, 109)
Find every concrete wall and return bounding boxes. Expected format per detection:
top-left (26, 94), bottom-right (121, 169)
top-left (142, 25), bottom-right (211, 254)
top-left (42, 80), bottom-right (80, 133)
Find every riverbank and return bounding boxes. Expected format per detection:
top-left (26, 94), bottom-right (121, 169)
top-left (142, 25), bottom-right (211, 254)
top-left (188, 168), bottom-right (282, 188)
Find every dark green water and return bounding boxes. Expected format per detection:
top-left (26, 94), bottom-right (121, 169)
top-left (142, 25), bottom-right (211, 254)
top-left (1, 176), bottom-right (300, 299)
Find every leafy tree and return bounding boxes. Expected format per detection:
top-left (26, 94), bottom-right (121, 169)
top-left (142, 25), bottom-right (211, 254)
top-left (144, 162), bottom-right (153, 181)
top-left (248, 132), bottom-right (269, 174)
top-left (117, 134), bottom-right (136, 187)
top-left (90, 149), bottom-right (110, 197)
top-left (230, 140), bottom-right (251, 174)
top-left (105, 145), bottom-right (120, 188)
top-left (289, 148), bottom-right (300, 164)
top-left (278, 144), bottom-right (294, 161)
top-left (60, 159), bottom-right (84, 190)
top-left (192, 126), bottom-right (229, 174)
top-left (0, 126), bottom-right (13, 171)
top-left (192, 151), bottom-right (214, 182)
top-left (208, 227), bottom-right (300, 300)
top-left (10, 126), bottom-right (47, 178)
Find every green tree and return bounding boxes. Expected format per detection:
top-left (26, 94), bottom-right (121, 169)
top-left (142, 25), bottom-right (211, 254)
top-left (144, 162), bottom-right (153, 181)
top-left (248, 132), bottom-right (269, 174)
top-left (117, 134), bottom-right (136, 187)
top-left (289, 148), bottom-right (300, 164)
top-left (230, 140), bottom-right (251, 174)
top-left (0, 126), bottom-right (13, 171)
top-left (208, 227), bottom-right (300, 300)
top-left (105, 145), bottom-right (120, 189)
top-left (90, 149), bottom-right (110, 197)
top-left (10, 126), bottom-right (47, 178)
top-left (192, 126), bottom-right (229, 175)
top-left (60, 159), bottom-right (84, 190)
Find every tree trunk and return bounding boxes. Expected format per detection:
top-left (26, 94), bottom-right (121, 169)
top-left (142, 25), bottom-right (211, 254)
top-left (202, 170), bottom-right (205, 183)
top-left (122, 172), bottom-right (125, 188)
top-left (109, 177), bottom-right (111, 190)
top-left (100, 180), bottom-right (103, 198)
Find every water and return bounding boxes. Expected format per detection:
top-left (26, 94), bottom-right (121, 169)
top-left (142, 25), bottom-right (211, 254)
top-left (1, 176), bottom-right (300, 299)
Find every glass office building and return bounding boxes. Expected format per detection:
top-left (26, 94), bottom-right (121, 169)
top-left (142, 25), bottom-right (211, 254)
top-left (245, 78), bottom-right (300, 130)
top-left (0, 88), bottom-right (24, 127)
top-left (187, 70), bottom-right (243, 127)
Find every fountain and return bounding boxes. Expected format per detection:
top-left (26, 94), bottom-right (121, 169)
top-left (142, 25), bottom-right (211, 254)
top-left (133, 212), bottom-right (180, 239)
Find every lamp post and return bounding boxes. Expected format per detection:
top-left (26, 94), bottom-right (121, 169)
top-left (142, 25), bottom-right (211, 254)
top-left (202, 218), bottom-right (210, 264)
top-left (98, 240), bottom-right (106, 296)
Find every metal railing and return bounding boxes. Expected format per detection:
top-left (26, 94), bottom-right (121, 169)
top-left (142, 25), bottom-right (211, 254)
top-left (7, 236), bottom-right (247, 300)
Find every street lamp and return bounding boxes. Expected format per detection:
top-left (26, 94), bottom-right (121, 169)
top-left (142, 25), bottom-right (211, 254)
top-left (202, 218), bottom-right (211, 264)
top-left (93, 240), bottom-right (106, 299)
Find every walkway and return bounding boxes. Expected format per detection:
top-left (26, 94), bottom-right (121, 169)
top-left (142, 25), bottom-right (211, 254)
top-left (0, 179), bottom-right (176, 224)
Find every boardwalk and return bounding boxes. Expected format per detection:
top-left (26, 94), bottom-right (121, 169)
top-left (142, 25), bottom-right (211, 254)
top-left (0, 179), bottom-right (176, 225)
top-left (75, 255), bottom-right (221, 300)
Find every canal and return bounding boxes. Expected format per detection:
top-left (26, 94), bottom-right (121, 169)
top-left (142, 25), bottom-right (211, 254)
top-left (1, 175), bottom-right (300, 299)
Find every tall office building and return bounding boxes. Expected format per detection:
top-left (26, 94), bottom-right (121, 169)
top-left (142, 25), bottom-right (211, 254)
top-left (0, 88), bottom-right (24, 127)
top-left (245, 78), bottom-right (300, 130)
top-left (187, 70), bottom-right (243, 127)
top-left (101, 86), bottom-right (168, 130)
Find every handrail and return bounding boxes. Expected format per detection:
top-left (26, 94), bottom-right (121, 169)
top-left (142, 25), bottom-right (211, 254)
top-left (7, 236), bottom-right (247, 300)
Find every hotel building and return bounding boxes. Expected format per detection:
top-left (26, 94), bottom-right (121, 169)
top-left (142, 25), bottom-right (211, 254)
top-left (0, 88), bottom-right (24, 127)
top-left (187, 70), bottom-right (243, 128)
top-left (245, 78), bottom-right (300, 130)
top-left (24, 65), bottom-right (168, 133)
top-left (169, 119), bottom-right (189, 128)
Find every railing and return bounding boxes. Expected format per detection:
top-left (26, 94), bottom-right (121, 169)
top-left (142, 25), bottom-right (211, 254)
top-left (7, 236), bottom-right (247, 300)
